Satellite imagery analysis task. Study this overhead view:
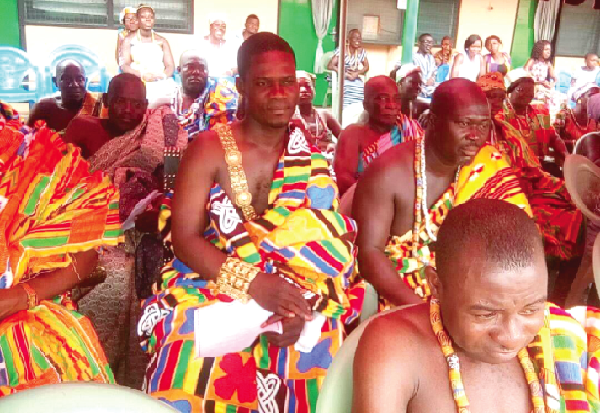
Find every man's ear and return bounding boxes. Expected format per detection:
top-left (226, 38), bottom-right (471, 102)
top-left (426, 265), bottom-right (442, 299)
top-left (236, 76), bottom-right (245, 96)
top-left (54, 76), bottom-right (59, 90)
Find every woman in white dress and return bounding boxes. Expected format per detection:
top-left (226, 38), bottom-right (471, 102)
top-left (450, 34), bottom-right (486, 82)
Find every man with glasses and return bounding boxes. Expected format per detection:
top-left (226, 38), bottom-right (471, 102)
top-left (28, 59), bottom-right (97, 132)
top-left (412, 33), bottom-right (438, 98)
top-left (353, 79), bottom-right (530, 308)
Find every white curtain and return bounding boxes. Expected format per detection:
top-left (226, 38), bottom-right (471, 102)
top-left (534, 0), bottom-right (561, 43)
top-left (311, 0), bottom-right (333, 74)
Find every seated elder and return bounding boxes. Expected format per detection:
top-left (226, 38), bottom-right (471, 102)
top-left (354, 199), bottom-right (600, 412)
top-left (28, 59), bottom-right (99, 132)
top-left (0, 102), bottom-right (120, 395)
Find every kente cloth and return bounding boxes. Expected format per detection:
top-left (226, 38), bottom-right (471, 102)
top-left (358, 114), bottom-right (424, 173)
top-left (496, 103), bottom-right (557, 158)
top-left (383, 144), bottom-right (531, 306)
top-left (491, 120), bottom-right (583, 260)
top-left (78, 92), bottom-right (101, 118)
top-left (174, 85), bottom-right (209, 141)
top-left (138, 124), bottom-right (364, 413)
top-left (564, 110), bottom-right (598, 143)
top-left (525, 303), bottom-right (600, 412)
top-left (0, 107), bottom-right (120, 395)
top-left (204, 76), bottom-right (239, 131)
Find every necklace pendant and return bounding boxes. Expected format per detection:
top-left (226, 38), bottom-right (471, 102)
top-left (447, 354), bottom-right (460, 370)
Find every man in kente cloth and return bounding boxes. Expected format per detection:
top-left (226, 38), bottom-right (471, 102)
top-left (334, 75), bottom-right (423, 197)
top-left (0, 102), bottom-right (121, 395)
top-left (354, 79), bottom-right (530, 308)
top-left (353, 199), bottom-right (600, 413)
top-left (28, 59), bottom-right (100, 132)
top-left (174, 50), bottom-right (210, 140)
top-left (137, 33), bottom-right (361, 413)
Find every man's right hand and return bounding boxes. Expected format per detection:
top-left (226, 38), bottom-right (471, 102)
top-left (249, 272), bottom-right (312, 320)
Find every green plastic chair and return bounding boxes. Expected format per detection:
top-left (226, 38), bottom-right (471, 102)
top-left (316, 305), bottom-right (413, 413)
top-left (0, 382), bottom-right (178, 413)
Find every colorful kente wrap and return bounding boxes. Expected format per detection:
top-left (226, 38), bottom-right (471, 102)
top-left (383, 144), bottom-right (531, 307)
top-left (0, 103), bottom-right (121, 395)
top-left (359, 114), bottom-right (424, 172)
top-left (138, 124), bottom-right (363, 413)
top-left (492, 119), bottom-right (583, 260)
top-left (496, 103), bottom-right (557, 158)
top-left (525, 303), bottom-right (600, 412)
top-left (205, 76), bottom-right (238, 131)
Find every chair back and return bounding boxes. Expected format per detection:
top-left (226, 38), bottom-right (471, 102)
top-left (556, 71), bottom-right (572, 94)
top-left (0, 46), bottom-right (44, 105)
top-left (0, 382), bottom-right (178, 413)
top-left (564, 154), bottom-right (600, 222)
top-left (316, 305), bottom-right (415, 413)
top-left (46, 44), bottom-right (110, 95)
top-left (436, 64), bottom-right (450, 83)
top-left (573, 132), bottom-right (600, 156)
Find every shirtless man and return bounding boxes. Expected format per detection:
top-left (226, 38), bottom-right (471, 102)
top-left (28, 59), bottom-right (88, 132)
top-left (353, 199), bottom-right (599, 412)
top-left (354, 79), bottom-right (526, 306)
top-left (64, 73), bottom-right (147, 158)
top-left (334, 76), bottom-right (399, 196)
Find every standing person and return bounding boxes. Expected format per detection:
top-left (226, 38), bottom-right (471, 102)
top-left (235, 13), bottom-right (259, 45)
top-left (353, 199), bottom-right (600, 413)
top-left (450, 34), bottom-right (485, 81)
top-left (327, 29), bottom-right (370, 126)
top-left (292, 70), bottom-right (341, 154)
top-left (396, 64), bottom-right (429, 121)
top-left (497, 69), bottom-right (567, 168)
top-left (137, 33), bottom-right (360, 412)
top-left (484, 35), bottom-right (511, 75)
top-left (28, 60), bottom-right (99, 132)
top-left (524, 40), bottom-right (556, 102)
top-left (353, 79), bottom-right (530, 307)
top-left (200, 14), bottom-right (238, 77)
top-left (0, 102), bottom-right (121, 396)
top-left (411, 33), bottom-right (437, 98)
top-left (116, 7), bottom-right (138, 67)
top-left (434, 36), bottom-right (452, 66)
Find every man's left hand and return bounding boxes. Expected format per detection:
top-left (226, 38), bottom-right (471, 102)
top-left (264, 314), bottom-right (305, 348)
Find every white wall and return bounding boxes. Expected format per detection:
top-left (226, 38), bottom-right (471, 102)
top-left (25, 0), bottom-right (279, 76)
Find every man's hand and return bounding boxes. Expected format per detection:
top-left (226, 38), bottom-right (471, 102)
top-left (426, 76), bottom-right (435, 86)
top-left (264, 314), bottom-right (305, 347)
top-left (248, 272), bottom-right (312, 320)
top-left (345, 71), bottom-right (359, 81)
top-left (0, 287), bottom-right (27, 322)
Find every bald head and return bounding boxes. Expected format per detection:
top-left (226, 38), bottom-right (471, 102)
top-left (179, 50), bottom-right (209, 98)
top-left (55, 59), bottom-right (86, 108)
top-left (431, 78), bottom-right (488, 118)
top-left (105, 73), bottom-right (147, 134)
top-left (179, 50), bottom-right (207, 69)
top-left (363, 75), bottom-right (398, 128)
top-left (364, 75), bottom-right (397, 103)
top-left (56, 59), bottom-right (85, 80)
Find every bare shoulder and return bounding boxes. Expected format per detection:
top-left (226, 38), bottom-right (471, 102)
top-left (183, 130), bottom-right (222, 166)
top-left (340, 123), bottom-right (368, 138)
top-left (363, 140), bottom-right (415, 181)
top-left (36, 98), bottom-right (59, 109)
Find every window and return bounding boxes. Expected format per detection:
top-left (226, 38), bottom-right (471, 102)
top-left (555, 0), bottom-right (600, 57)
top-left (416, 0), bottom-right (460, 46)
top-left (22, 0), bottom-right (193, 33)
top-left (346, 0), bottom-right (459, 46)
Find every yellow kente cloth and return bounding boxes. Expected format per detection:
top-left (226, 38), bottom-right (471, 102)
top-left (383, 145), bottom-right (531, 307)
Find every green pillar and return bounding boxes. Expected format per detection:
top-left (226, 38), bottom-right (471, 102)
top-left (401, 0), bottom-right (420, 64)
top-left (0, 0), bottom-right (20, 48)
top-left (511, 0), bottom-right (538, 68)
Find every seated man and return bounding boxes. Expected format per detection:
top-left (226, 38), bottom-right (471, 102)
top-left (354, 79), bottom-right (530, 307)
top-left (137, 33), bottom-right (360, 412)
top-left (354, 199), bottom-right (600, 412)
top-left (28, 59), bottom-right (99, 132)
top-left (65, 73), bottom-right (186, 388)
top-left (174, 50), bottom-right (210, 140)
top-left (0, 102), bottom-right (121, 395)
top-left (334, 76), bottom-right (423, 197)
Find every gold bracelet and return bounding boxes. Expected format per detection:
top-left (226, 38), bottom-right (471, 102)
top-left (21, 283), bottom-right (39, 309)
top-left (215, 257), bottom-right (260, 303)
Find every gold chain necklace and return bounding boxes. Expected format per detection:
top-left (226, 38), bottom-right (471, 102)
top-left (429, 299), bottom-right (545, 413)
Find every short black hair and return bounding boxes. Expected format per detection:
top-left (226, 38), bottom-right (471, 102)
top-left (237, 32), bottom-right (295, 79)
top-left (364, 75), bottom-right (396, 102)
top-left (246, 14), bottom-right (259, 21)
top-left (464, 34), bottom-right (482, 52)
top-left (437, 199), bottom-right (542, 279)
top-left (441, 36), bottom-right (452, 43)
top-left (585, 53), bottom-right (598, 60)
top-left (531, 40), bottom-right (551, 61)
top-left (507, 76), bottom-right (534, 94)
top-left (107, 73), bottom-right (146, 101)
top-left (430, 78), bottom-right (487, 117)
top-left (419, 33), bottom-right (433, 42)
top-left (485, 35), bottom-right (501, 49)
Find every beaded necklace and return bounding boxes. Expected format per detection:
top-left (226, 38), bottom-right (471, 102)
top-left (412, 137), bottom-right (460, 258)
top-left (429, 299), bottom-right (546, 413)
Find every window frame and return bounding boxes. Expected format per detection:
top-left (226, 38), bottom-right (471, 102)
top-left (20, 0), bottom-right (194, 34)
top-left (414, 0), bottom-right (461, 47)
top-left (554, 0), bottom-right (600, 58)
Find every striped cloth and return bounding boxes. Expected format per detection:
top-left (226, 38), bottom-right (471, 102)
top-left (493, 117), bottom-right (583, 260)
top-left (383, 144), bottom-right (531, 307)
top-left (138, 124), bottom-right (363, 413)
top-left (333, 47), bottom-right (367, 108)
top-left (0, 103), bottom-right (121, 395)
top-left (527, 303), bottom-right (600, 412)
